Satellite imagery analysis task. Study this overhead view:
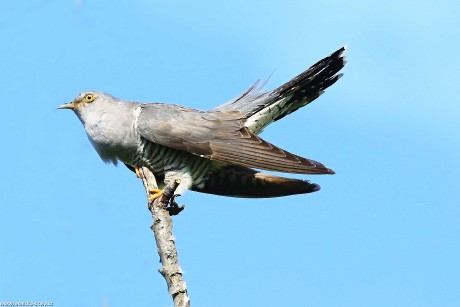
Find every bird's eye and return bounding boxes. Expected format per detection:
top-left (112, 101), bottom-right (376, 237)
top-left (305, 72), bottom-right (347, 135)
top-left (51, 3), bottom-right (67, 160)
top-left (83, 94), bottom-right (95, 102)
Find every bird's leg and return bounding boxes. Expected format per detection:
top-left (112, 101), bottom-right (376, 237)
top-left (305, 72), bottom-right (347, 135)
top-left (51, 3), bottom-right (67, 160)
top-left (160, 172), bottom-right (192, 215)
top-left (168, 173), bottom-right (192, 196)
top-left (147, 187), bottom-right (184, 215)
top-left (134, 166), bottom-right (142, 178)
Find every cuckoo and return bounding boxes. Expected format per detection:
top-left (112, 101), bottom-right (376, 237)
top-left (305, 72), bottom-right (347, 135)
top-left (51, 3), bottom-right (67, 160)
top-left (58, 47), bottom-right (346, 201)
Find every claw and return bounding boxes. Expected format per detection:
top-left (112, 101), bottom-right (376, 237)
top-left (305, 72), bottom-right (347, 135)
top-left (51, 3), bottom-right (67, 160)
top-left (148, 188), bottom-right (163, 202)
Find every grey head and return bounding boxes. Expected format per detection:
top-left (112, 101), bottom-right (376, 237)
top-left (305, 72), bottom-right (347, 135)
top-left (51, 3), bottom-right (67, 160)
top-left (58, 91), bottom-right (121, 119)
top-left (58, 91), bottom-right (142, 165)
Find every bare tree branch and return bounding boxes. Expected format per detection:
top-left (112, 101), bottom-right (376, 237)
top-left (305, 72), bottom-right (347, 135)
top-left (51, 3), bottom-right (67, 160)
top-left (138, 166), bottom-right (190, 307)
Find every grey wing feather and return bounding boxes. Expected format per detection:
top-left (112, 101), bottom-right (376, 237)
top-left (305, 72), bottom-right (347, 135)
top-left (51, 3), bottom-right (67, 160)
top-left (137, 103), bottom-right (243, 155)
top-left (137, 103), bottom-right (333, 174)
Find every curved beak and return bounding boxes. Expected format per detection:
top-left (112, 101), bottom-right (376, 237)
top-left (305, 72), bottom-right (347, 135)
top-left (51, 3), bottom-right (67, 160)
top-left (57, 102), bottom-right (76, 110)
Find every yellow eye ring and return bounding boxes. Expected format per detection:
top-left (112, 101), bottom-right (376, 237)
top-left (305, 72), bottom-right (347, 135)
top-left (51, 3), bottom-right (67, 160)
top-left (83, 93), bottom-right (95, 103)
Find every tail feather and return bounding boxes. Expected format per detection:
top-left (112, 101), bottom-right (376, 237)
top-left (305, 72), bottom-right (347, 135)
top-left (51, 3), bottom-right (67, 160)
top-left (192, 165), bottom-right (320, 198)
top-left (213, 47), bottom-right (346, 134)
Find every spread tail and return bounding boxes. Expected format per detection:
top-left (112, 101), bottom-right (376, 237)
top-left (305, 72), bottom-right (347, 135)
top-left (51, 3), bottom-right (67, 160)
top-left (213, 47), bottom-right (347, 134)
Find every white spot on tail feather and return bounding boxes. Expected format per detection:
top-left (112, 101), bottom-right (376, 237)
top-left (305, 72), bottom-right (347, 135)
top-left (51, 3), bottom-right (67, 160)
top-left (244, 97), bottom-right (289, 134)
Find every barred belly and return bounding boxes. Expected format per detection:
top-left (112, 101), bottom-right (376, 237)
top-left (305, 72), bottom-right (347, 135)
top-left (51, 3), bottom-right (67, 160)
top-left (135, 138), bottom-right (221, 189)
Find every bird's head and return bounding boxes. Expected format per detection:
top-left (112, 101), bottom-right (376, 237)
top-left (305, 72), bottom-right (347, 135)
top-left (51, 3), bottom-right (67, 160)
top-left (57, 91), bottom-right (104, 112)
top-left (58, 92), bottom-right (122, 122)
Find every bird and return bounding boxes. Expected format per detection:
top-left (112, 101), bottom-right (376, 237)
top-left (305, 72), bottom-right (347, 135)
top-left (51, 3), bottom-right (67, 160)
top-left (58, 47), bottom-right (346, 202)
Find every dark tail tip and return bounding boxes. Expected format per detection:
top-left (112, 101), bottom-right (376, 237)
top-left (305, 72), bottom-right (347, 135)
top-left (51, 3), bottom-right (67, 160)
top-left (311, 182), bottom-right (321, 192)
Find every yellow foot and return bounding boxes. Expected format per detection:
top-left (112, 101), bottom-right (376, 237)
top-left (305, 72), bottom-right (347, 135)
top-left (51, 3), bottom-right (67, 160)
top-left (148, 188), bottom-right (164, 202)
top-left (134, 166), bottom-right (141, 178)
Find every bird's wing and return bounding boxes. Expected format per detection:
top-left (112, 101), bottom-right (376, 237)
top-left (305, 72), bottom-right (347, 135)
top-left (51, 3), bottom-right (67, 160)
top-left (137, 103), bottom-right (333, 174)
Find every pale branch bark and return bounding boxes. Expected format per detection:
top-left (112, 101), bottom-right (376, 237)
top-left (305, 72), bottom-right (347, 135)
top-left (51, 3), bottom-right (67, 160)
top-left (138, 166), bottom-right (190, 307)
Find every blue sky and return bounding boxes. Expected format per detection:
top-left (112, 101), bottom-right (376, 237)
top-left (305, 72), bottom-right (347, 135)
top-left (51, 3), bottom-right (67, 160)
top-left (1, 0), bottom-right (459, 306)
